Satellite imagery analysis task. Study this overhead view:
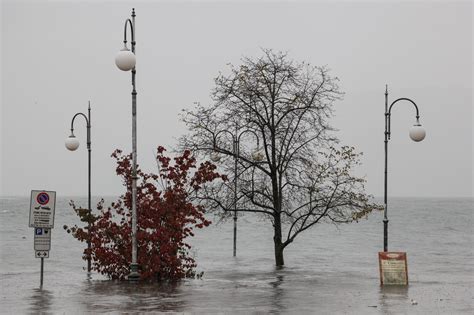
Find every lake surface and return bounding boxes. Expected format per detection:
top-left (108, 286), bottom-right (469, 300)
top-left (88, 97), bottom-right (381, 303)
top-left (1, 196), bottom-right (472, 313)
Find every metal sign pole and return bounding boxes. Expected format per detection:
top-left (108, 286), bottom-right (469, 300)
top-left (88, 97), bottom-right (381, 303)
top-left (40, 257), bottom-right (44, 287)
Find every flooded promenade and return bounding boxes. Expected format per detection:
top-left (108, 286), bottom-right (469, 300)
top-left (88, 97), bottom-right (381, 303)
top-left (1, 197), bottom-right (472, 313)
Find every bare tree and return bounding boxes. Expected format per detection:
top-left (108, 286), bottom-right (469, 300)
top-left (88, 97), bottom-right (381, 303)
top-left (180, 49), bottom-right (380, 266)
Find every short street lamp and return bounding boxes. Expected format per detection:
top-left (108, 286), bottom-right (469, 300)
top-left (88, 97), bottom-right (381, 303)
top-left (210, 129), bottom-right (264, 257)
top-left (383, 85), bottom-right (426, 252)
top-left (115, 8), bottom-right (139, 280)
top-left (65, 102), bottom-right (92, 273)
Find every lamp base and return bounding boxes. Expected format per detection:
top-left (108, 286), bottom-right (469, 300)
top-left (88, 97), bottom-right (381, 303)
top-left (127, 263), bottom-right (140, 281)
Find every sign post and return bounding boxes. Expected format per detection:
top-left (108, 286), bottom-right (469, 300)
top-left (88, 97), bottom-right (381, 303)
top-left (40, 258), bottom-right (44, 287)
top-left (29, 190), bottom-right (56, 287)
top-left (379, 252), bottom-right (408, 285)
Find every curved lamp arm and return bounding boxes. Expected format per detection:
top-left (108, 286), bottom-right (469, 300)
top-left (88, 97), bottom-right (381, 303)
top-left (386, 97), bottom-right (422, 139)
top-left (388, 98), bottom-right (420, 118)
top-left (213, 129), bottom-right (236, 149)
top-left (69, 102), bottom-right (91, 149)
top-left (213, 128), bottom-right (261, 156)
top-left (237, 129), bottom-right (260, 148)
top-left (123, 17), bottom-right (135, 50)
top-left (70, 113), bottom-right (89, 134)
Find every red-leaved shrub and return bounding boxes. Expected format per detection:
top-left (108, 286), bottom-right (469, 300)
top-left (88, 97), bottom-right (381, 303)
top-left (65, 146), bottom-right (226, 280)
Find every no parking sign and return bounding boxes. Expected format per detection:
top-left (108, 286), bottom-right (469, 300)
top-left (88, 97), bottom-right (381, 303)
top-left (36, 192), bottom-right (50, 205)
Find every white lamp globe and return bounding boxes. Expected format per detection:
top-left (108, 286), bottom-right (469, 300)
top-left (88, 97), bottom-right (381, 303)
top-left (210, 151), bottom-right (221, 162)
top-left (252, 148), bottom-right (265, 162)
top-left (409, 124), bottom-right (426, 142)
top-left (65, 136), bottom-right (80, 151)
top-left (115, 48), bottom-right (136, 71)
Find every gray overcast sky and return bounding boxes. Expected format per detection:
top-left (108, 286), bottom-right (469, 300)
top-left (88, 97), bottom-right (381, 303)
top-left (1, 0), bottom-right (472, 198)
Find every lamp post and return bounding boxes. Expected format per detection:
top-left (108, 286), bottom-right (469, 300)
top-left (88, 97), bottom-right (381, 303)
top-left (383, 85), bottom-right (426, 252)
top-left (115, 8), bottom-right (139, 280)
top-left (65, 102), bottom-right (92, 273)
top-left (210, 128), bottom-right (264, 257)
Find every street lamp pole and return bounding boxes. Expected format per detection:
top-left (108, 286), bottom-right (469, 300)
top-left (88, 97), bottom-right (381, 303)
top-left (383, 85), bottom-right (426, 252)
top-left (211, 129), bottom-right (263, 257)
top-left (115, 8), bottom-right (139, 280)
top-left (65, 102), bottom-right (92, 272)
top-left (232, 127), bottom-right (239, 257)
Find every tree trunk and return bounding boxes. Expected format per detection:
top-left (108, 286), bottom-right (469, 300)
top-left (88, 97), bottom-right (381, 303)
top-left (274, 240), bottom-right (285, 266)
top-left (273, 212), bottom-right (285, 266)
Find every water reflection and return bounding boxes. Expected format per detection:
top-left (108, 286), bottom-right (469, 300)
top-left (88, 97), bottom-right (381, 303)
top-left (28, 288), bottom-right (53, 314)
top-left (80, 280), bottom-right (185, 313)
top-left (378, 285), bottom-right (409, 314)
top-left (269, 272), bottom-right (286, 313)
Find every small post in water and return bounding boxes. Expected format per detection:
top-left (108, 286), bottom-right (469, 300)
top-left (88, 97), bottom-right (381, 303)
top-left (40, 257), bottom-right (44, 287)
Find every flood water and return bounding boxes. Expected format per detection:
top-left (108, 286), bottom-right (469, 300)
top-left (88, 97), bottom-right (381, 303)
top-left (1, 197), bottom-right (472, 313)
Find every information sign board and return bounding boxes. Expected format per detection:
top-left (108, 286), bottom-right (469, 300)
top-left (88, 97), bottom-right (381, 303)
top-left (34, 227), bottom-right (51, 251)
top-left (379, 252), bottom-right (408, 285)
top-left (29, 190), bottom-right (56, 228)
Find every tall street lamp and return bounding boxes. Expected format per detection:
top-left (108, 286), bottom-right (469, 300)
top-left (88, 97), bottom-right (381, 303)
top-left (383, 85), bottom-right (426, 252)
top-left (210, 128), bottom-right (264, 257)
top-left (65, 102), bottom-right (92, 273)
top-left (115, 8), bottom-right (139, 280)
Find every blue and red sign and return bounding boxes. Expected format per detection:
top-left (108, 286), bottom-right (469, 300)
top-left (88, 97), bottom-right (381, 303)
top-left (36, 192), bottom-right (50, 205)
